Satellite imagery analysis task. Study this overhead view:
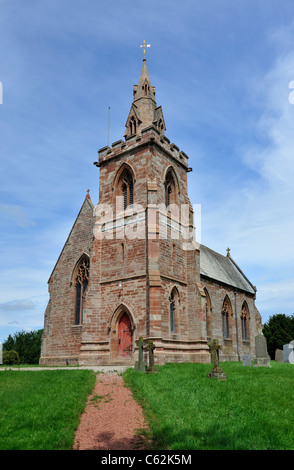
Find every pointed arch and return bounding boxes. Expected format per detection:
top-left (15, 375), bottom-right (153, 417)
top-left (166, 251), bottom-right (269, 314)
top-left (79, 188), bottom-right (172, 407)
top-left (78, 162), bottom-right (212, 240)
top-left (73, 254), bottom-right (90, 325)
top-left (109, 303), bottom-right (135, 331)
top-left (222, 295), bottom-right (232, 340)
top-left (108, 304), bottom-right (135, 360)
top-left (113, 163), bottom-right (135, 211)
top-left (163, 166), bottom-right (179, 208)
top-left (204, 287), bottom-right (212, 339)
top-left (169, 286), bottom-right (180, 335)
top-left (241, 301), bottom-right (250, 341)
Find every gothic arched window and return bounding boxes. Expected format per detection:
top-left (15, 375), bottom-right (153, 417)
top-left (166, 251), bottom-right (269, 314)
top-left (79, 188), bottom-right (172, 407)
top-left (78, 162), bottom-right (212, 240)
top-left (241, 301), bottom-right (250, 341)
top-left (165, 169), bottom-right (177, 208)
top-left (222, 295), bottom-right (232, 340)
top-left (170, 287), bottom-right (179, 334)
top-left (74, 256), bottom-right (90, 325)
top-left (204, 287), bottom-right (212, 339)
top-left (120, 168), bottom-right (134, 211)
top-left (129, 116), bottom-right (137, 135)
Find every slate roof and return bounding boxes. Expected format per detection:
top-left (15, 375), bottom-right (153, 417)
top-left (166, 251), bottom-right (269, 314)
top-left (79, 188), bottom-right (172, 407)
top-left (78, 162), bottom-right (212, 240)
top-left (200, 244), bottom-right (256, 294)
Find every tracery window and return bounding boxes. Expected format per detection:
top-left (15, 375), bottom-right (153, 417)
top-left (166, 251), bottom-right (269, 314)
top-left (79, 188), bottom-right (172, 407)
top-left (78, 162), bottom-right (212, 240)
top-left (120, 168), bottom-right (134, 210)
top-left (241, 301), bottom-right (250, 341)
top-left (74, 256), bottom-right (90, 325)
top-left (222, 296), bottom-right (232, 340)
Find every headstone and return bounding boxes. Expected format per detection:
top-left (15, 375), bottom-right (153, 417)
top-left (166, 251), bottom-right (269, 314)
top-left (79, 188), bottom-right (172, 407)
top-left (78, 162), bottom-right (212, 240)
top-left (146, 340), bottom-right (157, 373)
top-left (283, 342), bottom-right (294, 364)
top-left (207, 339), bottom-right (226, 380)
top-left (242, 354), bottom-right (252, 366)
top-left (134, 336), bottom-right (146, 372)
top-left (275, 349), bottom-right (284, 362)
top-left (254, 334), bottom-right (271, 367)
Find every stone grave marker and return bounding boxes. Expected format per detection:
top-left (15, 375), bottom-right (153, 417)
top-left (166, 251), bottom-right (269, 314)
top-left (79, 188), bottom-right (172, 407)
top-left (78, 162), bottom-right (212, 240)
top-left (134, 336), bottom-right (146, 372)
top-left (208, 339), bottom-right (226, 380)
top-left (283, 342), bottom-right (294, 364)
top-left (275, 349), bottom-right (284, 362)
top-left (254, 334), bottom-right (271, 367)
top-left (242, 354), bottom-right (252, 366)
top-left (146, 340), bottom-right (157, 373)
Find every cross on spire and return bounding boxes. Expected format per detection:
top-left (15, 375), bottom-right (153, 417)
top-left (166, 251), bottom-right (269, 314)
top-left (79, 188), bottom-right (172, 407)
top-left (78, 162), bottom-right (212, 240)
top-left (140, 40), bottom-right (151, 58)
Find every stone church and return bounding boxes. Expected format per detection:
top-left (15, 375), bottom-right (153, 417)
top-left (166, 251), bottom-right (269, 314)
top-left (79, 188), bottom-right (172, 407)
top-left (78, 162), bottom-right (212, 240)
top-left (40, 57), bottom-right (262, 366)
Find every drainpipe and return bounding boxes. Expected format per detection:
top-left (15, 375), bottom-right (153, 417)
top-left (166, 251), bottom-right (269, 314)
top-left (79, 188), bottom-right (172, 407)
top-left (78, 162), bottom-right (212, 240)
top-left (234, 288), bottom-right (240, 361)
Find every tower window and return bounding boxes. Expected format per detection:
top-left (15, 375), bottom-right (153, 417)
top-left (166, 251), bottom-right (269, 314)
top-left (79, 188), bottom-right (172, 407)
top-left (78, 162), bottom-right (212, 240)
top-left (165, 169), bottom-right (177, 208)
top-left (130, 116), bottom-right (137, 135)
top-left (117, 167), bottom-right (134, 211)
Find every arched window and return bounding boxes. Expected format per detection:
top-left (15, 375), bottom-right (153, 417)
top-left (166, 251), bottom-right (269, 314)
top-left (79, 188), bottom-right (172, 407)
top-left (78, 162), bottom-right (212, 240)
top-left (169, 287), bottom-right (179, 334)
top-left (116, 167), bottom-right (134, 211)
top-left (241, 301), bottom-right (250, 341)
top-left (165, 169), bottom-right (177, 208)
top-left (74, 255), bottom-right (90, 325)
top-left (129, 116), bottom-right (137, 135)
top-left (222, 295), bottom-right (232, 340)
top-left (204, 287), bottom-right (212, 339)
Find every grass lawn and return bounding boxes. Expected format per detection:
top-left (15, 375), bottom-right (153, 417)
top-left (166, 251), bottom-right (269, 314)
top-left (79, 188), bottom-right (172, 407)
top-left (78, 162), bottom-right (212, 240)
top-left (123, 361), bottom-right (294, 450)
top-left (0, 370), bottom-right (96, 450)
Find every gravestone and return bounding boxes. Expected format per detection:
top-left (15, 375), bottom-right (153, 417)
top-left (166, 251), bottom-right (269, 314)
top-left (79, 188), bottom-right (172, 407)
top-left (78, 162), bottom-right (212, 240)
top-left (275, 349), bottom-right (284, 362)
top-left (134, 336), bottom-right (146, 372)
top-left (207, 339), bottom-right (226, 380)
top-left (254, 334), bottom-right (271, 367)
top-left (242, 354), bottom-right (252, 366)
top-left (283, 341), bottom-right (294, 364)
top-left (146, 340), bottom-right (157, 373)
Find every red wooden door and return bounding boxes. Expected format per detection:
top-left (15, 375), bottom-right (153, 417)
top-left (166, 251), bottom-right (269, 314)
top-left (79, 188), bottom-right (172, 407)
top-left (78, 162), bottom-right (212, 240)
top-left (118, 313), bottom-right (133, 357)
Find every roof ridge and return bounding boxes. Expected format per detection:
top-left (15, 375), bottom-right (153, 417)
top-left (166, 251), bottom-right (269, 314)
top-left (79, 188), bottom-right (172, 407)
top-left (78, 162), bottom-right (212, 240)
top-left (227, 255), bottom-right (256, 292)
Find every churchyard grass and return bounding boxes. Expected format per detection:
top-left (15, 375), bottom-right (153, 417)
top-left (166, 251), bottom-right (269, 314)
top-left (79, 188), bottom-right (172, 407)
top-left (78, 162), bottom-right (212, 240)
top-left (0, 370), bottom-right (96, 450)
top-left (124, 361), bottom-right (294, 450)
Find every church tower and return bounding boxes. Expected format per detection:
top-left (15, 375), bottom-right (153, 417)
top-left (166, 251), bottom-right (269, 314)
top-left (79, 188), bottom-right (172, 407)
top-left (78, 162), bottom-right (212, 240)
top-left (40, 55), bottom-right (212, 366)
top-left (76, 56), bottom-right (210, 365)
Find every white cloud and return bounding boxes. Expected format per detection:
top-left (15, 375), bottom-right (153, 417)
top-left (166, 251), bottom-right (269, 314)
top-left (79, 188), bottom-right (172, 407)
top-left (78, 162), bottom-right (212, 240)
top-left (0, 205), bottom-right (35, 228)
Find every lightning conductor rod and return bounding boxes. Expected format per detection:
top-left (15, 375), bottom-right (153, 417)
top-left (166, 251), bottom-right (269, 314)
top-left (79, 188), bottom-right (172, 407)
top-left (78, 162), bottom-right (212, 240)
top-left (107, 106), bottom-right (110, 147)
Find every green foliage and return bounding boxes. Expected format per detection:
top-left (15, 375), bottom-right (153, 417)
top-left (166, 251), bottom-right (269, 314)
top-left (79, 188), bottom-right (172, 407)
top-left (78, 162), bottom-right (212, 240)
top-left (263, 314), bottom-right (294, 359)
top-left (3, 329), bottom-right (43, 364)
top-left (2, 350), bottom-right (20, 365)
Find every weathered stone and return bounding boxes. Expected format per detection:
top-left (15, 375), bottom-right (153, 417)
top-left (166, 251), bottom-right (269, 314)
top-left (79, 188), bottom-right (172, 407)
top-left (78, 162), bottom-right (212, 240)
top-left (254, 335), bottom-right (271, 367)
top-left (134, 336), bottom-right (146, 372)
top-left (242, 354), bottom-right (252, 366)
top-left (275, 349), bottom-right (284, 362)
top-left (208, 339), bottom-right (226, 380)
top-left (283, 342), bottom-right (294, 363)
top-left (146, 340), bottom-right (157, 373)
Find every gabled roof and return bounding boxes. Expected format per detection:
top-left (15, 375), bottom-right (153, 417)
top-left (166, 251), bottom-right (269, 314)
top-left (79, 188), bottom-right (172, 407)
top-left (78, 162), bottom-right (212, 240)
top-left (48, 195), bottom-right (94, 283)
top-left (200, 244), bottom-right (256, 294)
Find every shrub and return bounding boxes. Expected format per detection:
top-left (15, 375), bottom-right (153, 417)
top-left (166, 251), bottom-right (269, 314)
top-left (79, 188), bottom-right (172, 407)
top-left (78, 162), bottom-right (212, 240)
top-left (3, 350), bottom-right (20, 365)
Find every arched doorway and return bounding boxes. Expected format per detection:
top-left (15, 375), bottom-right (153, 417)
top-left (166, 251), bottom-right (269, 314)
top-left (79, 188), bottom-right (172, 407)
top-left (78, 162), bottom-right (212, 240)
top-left (118, 312), bottom-right (133, 358)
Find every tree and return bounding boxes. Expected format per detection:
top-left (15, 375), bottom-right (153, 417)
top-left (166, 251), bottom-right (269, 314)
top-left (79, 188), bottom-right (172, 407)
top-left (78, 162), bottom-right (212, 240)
top-left (263, 314), bottom-right (294, 359)
top-left (3, 329), bottom-right (43, 364)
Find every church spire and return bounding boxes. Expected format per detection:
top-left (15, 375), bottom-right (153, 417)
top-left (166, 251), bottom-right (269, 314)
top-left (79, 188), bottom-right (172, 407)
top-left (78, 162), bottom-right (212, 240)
top-left (124, 55), bottom-right (166, 138)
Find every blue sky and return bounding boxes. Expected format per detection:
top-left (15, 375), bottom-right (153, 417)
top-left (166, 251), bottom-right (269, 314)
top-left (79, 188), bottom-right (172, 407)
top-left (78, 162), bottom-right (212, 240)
top-left (1, 0), bottom-right (294, 343)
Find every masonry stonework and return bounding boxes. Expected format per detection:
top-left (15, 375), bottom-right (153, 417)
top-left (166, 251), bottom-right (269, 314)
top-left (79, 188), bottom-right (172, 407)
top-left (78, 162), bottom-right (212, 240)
top-left (40, 58), bottom-right (262, 366)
